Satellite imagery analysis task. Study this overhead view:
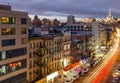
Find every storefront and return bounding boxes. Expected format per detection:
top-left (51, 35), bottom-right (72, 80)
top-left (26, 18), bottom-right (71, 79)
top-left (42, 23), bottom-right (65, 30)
top-left (46, 71), bottom-right (58, 83)
top-left (63, 62), bottom-right (80, 81)
top-left (54, 70), bottom-right (64, 83)
top-left (64, 56), bottom-right (71, 67)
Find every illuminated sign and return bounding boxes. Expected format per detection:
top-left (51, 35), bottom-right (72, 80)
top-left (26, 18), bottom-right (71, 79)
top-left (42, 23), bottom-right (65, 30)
top-left (64, 62), bottom-right (79, 71)
top-left (47, 71), bottom-right (58, 81)
top-left (9, 62), bottom-right (21, 68)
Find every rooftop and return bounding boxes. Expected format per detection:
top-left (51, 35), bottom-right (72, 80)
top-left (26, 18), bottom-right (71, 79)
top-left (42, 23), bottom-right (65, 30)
top-left (0, 4), bottom-right (11, 11)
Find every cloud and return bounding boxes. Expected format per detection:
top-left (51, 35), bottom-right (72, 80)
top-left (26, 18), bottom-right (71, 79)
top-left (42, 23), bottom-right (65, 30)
top-left (0, 0), bottom-right (120, 20)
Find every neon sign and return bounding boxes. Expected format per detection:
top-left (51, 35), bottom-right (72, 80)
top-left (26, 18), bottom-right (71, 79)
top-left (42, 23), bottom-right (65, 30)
top-left (9, 62), bottom-right (21, 68)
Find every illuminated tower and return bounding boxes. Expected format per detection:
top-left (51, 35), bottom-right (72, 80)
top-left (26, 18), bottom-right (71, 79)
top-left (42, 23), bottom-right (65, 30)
top-left (106, 9), bottom-right (113, 23)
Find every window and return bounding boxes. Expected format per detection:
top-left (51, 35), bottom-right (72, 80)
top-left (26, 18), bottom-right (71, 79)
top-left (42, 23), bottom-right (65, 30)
top-left (21, 38), bottom-right (27, 44)
top-left (1, 17), bottom-right (15, 24)
top-left (1, 17), bottom-right (8, 24)
top-left (74, 29), bottom-right (76, 31)
top-left (2, 51), bottom-right (6, 60)
top-left (0, 59), bottom-right (26, 76)
top-left (2, 39), bottom-right (15, 47)
top-left (81, 29), bottom-right (84, 31)
top-left (21, 18), bottom-right (27, 24)
top-left (21, 28), bottom-right (27, 34)
top-left (29, 61), bottom-right (32, 68)
top-left (0, 48), bottom-right (27, 61)
top-left (0, 65), bottom-right (6, 76)
top-left (2, 28), bottom-right (16, 35)
top-left (9, 17), bottom-right (15, 24)
top-left (29, 52), bottom-right (32, 58)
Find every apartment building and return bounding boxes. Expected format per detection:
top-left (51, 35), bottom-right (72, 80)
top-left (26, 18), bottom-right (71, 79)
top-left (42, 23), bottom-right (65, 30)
top-left (0, 5), bottom-right (29, 83)
top-left (28, 34), bottom-right (64, 83)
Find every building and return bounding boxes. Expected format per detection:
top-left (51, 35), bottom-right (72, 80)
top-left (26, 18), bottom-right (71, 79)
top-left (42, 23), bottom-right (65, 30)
top-left (106, 9), bottom-right (114, 23)
top-left (71, 40), bottom-right (81, 63)
top-left (62, 29), bottom-right (71, 67)
top-left (67, 15), bottom-right (76, 24)
top-left (88, 17), bottom-right (96, 23)
top-left (67, 22), bottom-right (92, 35)
top-left (28, 34), bottom-right (64, 83)
top-left (0, 4), bottom-right (29, 83)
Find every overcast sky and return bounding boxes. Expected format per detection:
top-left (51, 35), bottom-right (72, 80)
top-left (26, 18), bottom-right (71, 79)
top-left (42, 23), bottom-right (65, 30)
top-left (0, 0), bottom-right (120, 21)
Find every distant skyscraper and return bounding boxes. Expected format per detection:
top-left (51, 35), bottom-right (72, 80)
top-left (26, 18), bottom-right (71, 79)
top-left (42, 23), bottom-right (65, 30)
top-left (106, 9), bottom-right (113, 23)
top-left (67, 15), bottom-right (76, 24)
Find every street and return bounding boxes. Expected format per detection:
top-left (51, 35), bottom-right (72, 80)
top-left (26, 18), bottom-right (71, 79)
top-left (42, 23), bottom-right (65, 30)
top-left (73, 47), bottom-right (118, 83)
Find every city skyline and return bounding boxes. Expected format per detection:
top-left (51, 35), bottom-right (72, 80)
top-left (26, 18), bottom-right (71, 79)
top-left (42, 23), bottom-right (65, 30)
top-left (0, 0), bottom-right (120, 21)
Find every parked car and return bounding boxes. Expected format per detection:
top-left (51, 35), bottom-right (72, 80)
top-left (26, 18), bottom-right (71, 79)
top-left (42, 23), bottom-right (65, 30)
top-left (112, 72), bottom-right (120, 78)
top-left (65, 79), bottom-right (73, 83)
top-left (79, 71), bottom-right (84, 76)
top-left (92, 61), bottom-right (99, 67)
top-left (111, 77), bottom-right (119, 83)
top-left (82, 68), bottom-right (89, 73)
top-left (73, 75), bottom-right (79, 80)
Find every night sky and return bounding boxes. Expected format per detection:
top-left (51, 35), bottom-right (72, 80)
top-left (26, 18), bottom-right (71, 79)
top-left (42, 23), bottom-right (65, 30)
top-left (0, 0), bottom-right (120, 21)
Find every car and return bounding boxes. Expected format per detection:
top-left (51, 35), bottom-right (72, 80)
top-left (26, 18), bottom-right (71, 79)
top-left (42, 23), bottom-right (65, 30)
top-left (73, 75), bottom-right (79, 80)
top-left (111, 77), bottom-right (119, 83)
top-left (92, 61), bottom-right (99, 67)
top-left (65, 79), bottom-right (73, 83)
top-left (112, 72), bottom-right (120, 78)
top-left (118, 66), bottom-right (120, 71)
top-left (82, 68), bottom-right (89, 73)
top-left (79, 71), bottom-right (84, 76)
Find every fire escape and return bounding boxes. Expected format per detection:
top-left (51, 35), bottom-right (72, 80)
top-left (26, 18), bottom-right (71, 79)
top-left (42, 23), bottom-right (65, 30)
top-left (33, 42), bottom-right (54, 81)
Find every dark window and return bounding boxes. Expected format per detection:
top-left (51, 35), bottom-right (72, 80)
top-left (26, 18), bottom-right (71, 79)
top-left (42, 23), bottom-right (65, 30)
top-left (2, 39), bottom-right (15, 47)
top-left (29, 52), bottom-right (32, 58)
top-left (81, 26), bottom-right (84, 28)
top-left (70, 26), bottom-right (73, 28)
top-left (0, 48), bottom-right (27, 61)
top-left (81, 29), bottom-right (84, 31)
top-left (21, 18), bottom-right (27, 24)
top-left (9, 17), bottom-right (16, 24)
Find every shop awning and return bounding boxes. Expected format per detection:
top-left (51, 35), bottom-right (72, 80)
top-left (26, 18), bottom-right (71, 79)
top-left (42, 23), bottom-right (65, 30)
top-left (64, 62), bottom-right (79, 71)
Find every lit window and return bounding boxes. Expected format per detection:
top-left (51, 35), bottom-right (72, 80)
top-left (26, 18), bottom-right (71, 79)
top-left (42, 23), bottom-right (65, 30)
top-left (0, 65), bottom-right (6, 76)
top-left (1, 17), bottom-right (9, 24)
top-left (1, 17), bottom-right (15, 24)
top-left (21, 38), bottom-right (27, 44)
top-left (2, 28), bottom-right (16, 35)
top-left (21, 28), bottom-right (27, 34)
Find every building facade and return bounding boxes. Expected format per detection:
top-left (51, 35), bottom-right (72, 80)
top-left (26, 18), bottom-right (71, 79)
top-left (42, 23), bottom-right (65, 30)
top-left (0, 5), bottom-right (29, 83)
top-left (67, 15), bottom-right (76, 24)
top-left (28, 34), bottom-right (64, 83)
